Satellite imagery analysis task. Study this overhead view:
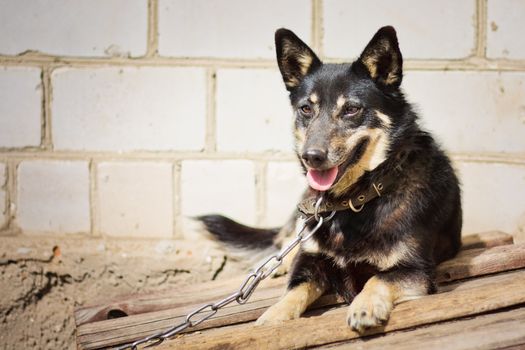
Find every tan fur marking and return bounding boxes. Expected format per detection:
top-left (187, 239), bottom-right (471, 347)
top-left (375, 110), bottom-right (392, 127)
top-left (385, 71), bottom-right (400, 85)
top-left (330, 128), bottom-right (390, 197)
top-left (301, 237), bottom-right (320, 254)
top-left (362, 39), bottom-right (400, 85)
top-left (256, 281), bottom-right (325, 325)
top-left (309, 93), bottom-right (318, 104)
top-left (297, 53), bottom-right (313, 76)
top-left (332, 231), bottom-right (345, 247)
top-left (329, 135), bottom-right (350, 150)
top-left (282, 39), bottom-right (310, 88)
top-left (294, 128), bottom-right (306, 152)
top-left (272, 215), bottom-right (300, 275)
top-left (274, 235), bottom-right (300, 276)
top-left (330, 96), bottom-right (347, 118)
top-left (362, 56), bottom-right (378, 79)
top-left (368, 133), bottom-right (390, 169)
top-left (336, 96), bottom-right (346, 108)
top-left (362, 39), bottom-right (391, 79)
top-left (354, 239), bottom-right (416, 271)
top-left (285, 76), bottom-right (300, 88)
top-left (377, 201), bottom-right (408, 232)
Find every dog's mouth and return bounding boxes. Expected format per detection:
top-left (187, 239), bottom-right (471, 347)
top-left (306, 167), bottom-right (339, 191)
top-left (305, 138), bottom-right (370, 192)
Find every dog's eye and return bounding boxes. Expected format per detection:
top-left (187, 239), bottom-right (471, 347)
top-left (299, 105), bottom-right (312, 116)
top-left (343, 106), bottom-right (361, 118)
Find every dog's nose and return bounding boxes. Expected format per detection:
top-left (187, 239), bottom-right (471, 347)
top-left (302, 149), bottom-right (327, 168)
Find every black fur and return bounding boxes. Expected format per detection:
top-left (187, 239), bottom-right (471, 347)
top-left (198, 215), bottom-right (278, 250)
top-left (199, 26), bottom-right (462, 327)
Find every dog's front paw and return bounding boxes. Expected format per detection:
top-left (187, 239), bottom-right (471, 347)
top-left (255, 301), bottom-right (301, 326)
top-left (346, 290), bottom-right (393, 333)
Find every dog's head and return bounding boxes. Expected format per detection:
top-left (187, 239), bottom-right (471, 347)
top-left (275, 26), bottom-right (409, 196)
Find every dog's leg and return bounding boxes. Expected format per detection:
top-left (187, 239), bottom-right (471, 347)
top-left (255, 280), bottom-right (325, 325)
top-left (347, 268), bottom-right (432, 332)
top-left (272, 214), bottom-right (302, 277)
top-left (273, 236), bottom-right (300, 277)
top-left (257, 252), bottom-right (332, 325)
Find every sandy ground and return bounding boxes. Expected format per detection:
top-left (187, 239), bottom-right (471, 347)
top-left (0, 235), bottom-right (248, 350)
top-left (2, 226), bottom-right (523, 350)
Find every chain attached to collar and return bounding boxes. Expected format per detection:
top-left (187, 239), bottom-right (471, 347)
top-left (115, 197), bottom-right (335, 350)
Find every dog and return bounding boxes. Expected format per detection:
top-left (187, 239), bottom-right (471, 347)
top-left (198, 26), bottom-right (462, 332)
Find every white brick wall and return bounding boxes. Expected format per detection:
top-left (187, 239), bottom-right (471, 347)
top-left (0, 163), bottom-right (6, 228)
top-left (0, 0), bottom-right (148, 57)
top-left (97, 162), bottom-right (173, 238)
top-left (0, 67), bottom-right (42, 148)
top-left (0, 1), bottom-right (524, 241)
top-left (181, 160), bottom-right (257, 226)
top-left (216, 69), bottom-right (293, 152)
top-left (487, 0), bottom-right (525, 59)
top-left (457, 161), bottom-right (525, 235)
top-left (158, 0), bottom-right (311, 58)
top-left (323, 0), bottom-right (476, 59)
top-left (403, 71), bottom-right (525, 154)
top-left (264, 162), bottom-right (305, 226)
top-left (52, 67), bottom-right (207, 151)
top-left (16, 161), bottom-right (90, 234)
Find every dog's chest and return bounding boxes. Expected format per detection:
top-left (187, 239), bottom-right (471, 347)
top-left (301, 224), bottom-right (412, 271)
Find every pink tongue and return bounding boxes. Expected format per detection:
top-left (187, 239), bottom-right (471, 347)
top-left (306, 167), bottom-right (339, 191)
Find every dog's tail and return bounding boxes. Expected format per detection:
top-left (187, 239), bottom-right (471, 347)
top-left (197, 215), bottom-right (280, 253)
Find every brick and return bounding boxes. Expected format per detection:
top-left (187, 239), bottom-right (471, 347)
top-left (403, 71), bottom-right (525, 154)
top-left (52, 67), bottom-right (206, 151)
top-left (158, 0), bottom-right (311, 58)
top-left (216, 69), bottom-right (293, 152)
top-left (0, 163), bottom-right (6, 228)
top-left (180, 160), bottom-right (256, 226)
top-left (0, 0), bottom-right (147, 57)
top-left (323, 0), bottom-right (476, 59)
top-left (264, 162), bottom-right (306, 226)
top-left (17, 161), bottom-right (90, 234)
top-left (97, 162), bottom-right (173, 238)
top-left (487, 0), bottom-right (525, 59)
top-left (0, 67), bottom-right (41, 148)
top-left (456, 161), bottom-right (525, 236)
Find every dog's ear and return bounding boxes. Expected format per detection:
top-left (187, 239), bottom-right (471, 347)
top-left (358, 26), bottom-right (403, 87)
top-left (275, 28), bottom-right (322, 91)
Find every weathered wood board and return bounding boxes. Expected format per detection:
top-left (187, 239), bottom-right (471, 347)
top-left (322, 306), bottom-right (525, 350)
top-left (75, 231), bottom-right (512, 327)
top-left (158, 269), bottom-right (525, 350)
top-left (75, 232), bottom-right (525, 350)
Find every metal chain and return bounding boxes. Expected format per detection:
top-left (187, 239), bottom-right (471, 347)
top-left (115, 197), bottom-right (336, 350)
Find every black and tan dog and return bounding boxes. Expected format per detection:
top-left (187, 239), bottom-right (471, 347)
top-left (199, 26), bottom-right (462, 332)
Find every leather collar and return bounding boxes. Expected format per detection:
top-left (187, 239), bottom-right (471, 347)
top-left (297, 168), bottom-right (398, 216)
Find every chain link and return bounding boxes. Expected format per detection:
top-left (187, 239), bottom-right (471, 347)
top-left (115, 197), bottom-right (336, 350)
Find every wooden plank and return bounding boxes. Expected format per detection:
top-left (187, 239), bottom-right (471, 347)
top-left (74, 231), bottom-right (513, 327)
top-left (74, 275), bottom-right (247, 327)
top-left (77, 243), bottom-right (525, 349)
top-left (460, 231), bottom-right (513, 250)
top-left (322, 306), bottom-right (525, 350)
top-left (77, 284), bottom-right (285, 349)
top-left (436, 243), bottom-right (525, 283)
top-left (157, 269), bottom-right (525, 350)
top-left (74, 270), bottom-right (287, 327)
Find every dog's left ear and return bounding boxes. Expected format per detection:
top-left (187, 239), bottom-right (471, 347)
top-left (358, 26), bottom-right (403, 87)
top-left (275, 28), bottom-right (322, 91)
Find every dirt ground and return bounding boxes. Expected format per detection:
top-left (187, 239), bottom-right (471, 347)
top-left (2, 227), bottom-right (524, 350)
top-left (0, 235), bottom-right (246, 350)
